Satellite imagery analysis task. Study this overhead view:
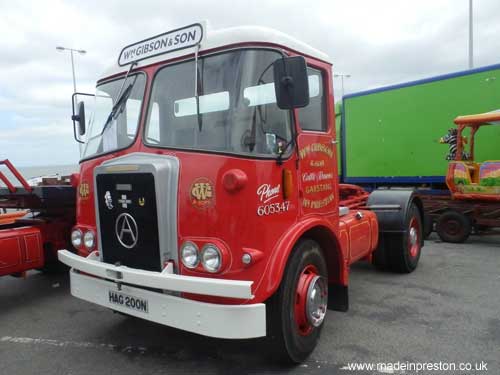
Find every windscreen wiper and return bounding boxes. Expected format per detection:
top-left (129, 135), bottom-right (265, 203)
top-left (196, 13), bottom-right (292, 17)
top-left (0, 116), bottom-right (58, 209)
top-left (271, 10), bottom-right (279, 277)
top-left (100, 82), bottom-right (135, 135)
top-left (101, 62), bottom-right (137, 136)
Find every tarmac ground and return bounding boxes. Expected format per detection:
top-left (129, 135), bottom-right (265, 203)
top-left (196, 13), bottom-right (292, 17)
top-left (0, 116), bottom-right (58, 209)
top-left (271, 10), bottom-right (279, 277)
top-left (1, 233), bottom-right (499, 374)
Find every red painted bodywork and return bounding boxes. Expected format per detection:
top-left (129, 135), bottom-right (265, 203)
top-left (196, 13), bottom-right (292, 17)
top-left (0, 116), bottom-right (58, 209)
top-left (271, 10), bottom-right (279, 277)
top-left (74, 42), bottom-right (379, 305)
top-left (0, 216), bottom-right (73, 277)
top-left (0, 226), bottom-right (43, 276)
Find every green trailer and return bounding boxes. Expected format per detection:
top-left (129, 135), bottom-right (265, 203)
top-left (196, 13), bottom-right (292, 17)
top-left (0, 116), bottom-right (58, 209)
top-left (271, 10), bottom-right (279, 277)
top-left (338, 63), bottom-right (500, 188)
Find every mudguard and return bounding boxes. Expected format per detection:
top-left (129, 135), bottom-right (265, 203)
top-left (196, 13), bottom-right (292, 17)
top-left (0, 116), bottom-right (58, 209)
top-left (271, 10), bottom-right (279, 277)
top-left (367, 189), bottom-right (424, 246)
top-left (262, 216), bottom-right (346, 300)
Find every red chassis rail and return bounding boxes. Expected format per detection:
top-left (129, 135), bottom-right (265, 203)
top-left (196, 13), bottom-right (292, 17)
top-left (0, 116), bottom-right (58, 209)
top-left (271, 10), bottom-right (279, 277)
top-left (339, 184), bottom-right (370, 209)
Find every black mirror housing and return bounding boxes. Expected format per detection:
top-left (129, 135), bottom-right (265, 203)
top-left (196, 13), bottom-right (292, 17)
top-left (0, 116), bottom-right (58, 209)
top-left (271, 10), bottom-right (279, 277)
top-left (71, 92), bottom-right (94, 143)
top-left (75, 101), bottom-right (86, 136)
top-left (273, 56), bottom-right (310, 110)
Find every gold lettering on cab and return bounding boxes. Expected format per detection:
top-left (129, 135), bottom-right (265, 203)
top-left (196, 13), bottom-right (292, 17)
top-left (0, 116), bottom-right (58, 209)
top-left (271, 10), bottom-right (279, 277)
top-left (302, 193), bottom-right (335, 209)
top-left (190, 178), bottom-right (214, 209)
top-left (79, 183), bottom-right (90, 199)
top-left (299, 143), bottom-right (333, 159)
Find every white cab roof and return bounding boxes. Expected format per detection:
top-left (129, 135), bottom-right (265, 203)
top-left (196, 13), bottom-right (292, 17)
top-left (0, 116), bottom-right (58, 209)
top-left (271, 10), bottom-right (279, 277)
top-left (99, 25), bottom-right (331, 80)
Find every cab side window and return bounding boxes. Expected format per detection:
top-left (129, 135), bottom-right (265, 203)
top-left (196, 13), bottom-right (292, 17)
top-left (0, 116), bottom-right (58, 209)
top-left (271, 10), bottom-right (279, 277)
top-left (298, 68), bottom-right (327, 132)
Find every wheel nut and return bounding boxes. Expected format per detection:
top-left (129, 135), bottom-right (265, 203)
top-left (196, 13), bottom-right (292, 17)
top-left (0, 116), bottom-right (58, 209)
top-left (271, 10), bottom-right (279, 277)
top-left (242, 253), bottom-right (252, 265)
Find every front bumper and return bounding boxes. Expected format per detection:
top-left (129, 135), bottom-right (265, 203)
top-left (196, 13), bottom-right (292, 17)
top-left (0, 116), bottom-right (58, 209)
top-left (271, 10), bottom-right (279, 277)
top-left (58, 250), bottom-right (266, 339)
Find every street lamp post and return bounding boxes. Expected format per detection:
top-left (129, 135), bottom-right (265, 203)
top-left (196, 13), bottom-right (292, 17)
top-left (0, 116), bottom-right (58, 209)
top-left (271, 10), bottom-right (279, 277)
top-left (334, 73), bottom-right (351, 100)
top-left (56, 46), bottom-right (86, 93)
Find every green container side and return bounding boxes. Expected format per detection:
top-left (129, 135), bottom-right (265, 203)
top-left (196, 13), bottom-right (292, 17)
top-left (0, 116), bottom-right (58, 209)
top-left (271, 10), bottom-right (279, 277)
top-left (335, 101), bottom-right (342, 172)
top-left (342, 66), bottom-right (500, 179)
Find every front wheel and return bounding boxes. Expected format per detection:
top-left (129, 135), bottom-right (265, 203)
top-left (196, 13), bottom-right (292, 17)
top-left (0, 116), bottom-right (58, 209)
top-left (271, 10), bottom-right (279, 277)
top-left (267, 239), bottom-right (328, 363)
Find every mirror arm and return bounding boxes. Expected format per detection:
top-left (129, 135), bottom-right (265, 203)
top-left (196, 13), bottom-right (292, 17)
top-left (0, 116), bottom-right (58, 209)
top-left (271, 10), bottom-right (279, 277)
top-left (72, 122), bottom-right (85, 144)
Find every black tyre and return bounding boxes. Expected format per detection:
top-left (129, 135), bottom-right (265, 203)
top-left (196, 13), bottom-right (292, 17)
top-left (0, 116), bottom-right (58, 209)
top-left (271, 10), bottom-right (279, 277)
top-left (39, 261), bottom-right (68, 274)
top-left (374, 203), bottom-right (423, 273)
top-left (436, 210), bottom-right (471, 243)
top-left (372, 235), bottom-right (389, 271)
top-left (38, 243), bottom-right (68, 274)
top-left (423, 215), bottom-right (433, 239)
top-left (267, 239), bottom-right (328, 363)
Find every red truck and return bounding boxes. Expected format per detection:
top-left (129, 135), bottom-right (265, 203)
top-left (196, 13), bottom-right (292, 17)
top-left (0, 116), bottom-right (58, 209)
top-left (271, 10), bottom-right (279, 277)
top-left (58, 23), bottom-right (424, 362)
top-left (0, 160), bottom-right (75, 277)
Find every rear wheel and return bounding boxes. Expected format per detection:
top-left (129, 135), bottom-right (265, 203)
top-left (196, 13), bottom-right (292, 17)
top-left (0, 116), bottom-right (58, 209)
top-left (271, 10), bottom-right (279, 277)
top-left (38, 243), bottom-right (68, 274)
top-left (267, 239), bottom-right (328, 363)
top-left (436, 210), bottom-right (471, 243)
top-left (423, 214), bottom-right (434, 239)
top-left (373, 203), bottom-right (422, 273)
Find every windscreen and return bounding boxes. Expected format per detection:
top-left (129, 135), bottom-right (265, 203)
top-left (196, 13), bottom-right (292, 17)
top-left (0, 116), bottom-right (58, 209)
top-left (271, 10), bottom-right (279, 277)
top-left (82, 74), bottom-right (146, 159)
top-left (144, 49), bottom-right (292, 156)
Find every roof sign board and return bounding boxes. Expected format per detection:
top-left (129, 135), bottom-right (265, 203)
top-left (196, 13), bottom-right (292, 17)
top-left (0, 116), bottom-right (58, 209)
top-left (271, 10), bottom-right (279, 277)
top-left (118, 23), bottom-right (204, 66)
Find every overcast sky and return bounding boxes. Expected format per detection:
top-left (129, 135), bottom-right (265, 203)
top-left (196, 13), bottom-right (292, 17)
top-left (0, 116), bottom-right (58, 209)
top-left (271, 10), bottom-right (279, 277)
top-left (0, 0), bottom-right (499, 166)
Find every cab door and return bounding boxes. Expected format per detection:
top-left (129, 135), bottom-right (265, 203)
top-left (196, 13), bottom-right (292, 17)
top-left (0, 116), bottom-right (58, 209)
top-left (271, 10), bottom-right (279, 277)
top-left (296, 64), bottom-right (339, 221)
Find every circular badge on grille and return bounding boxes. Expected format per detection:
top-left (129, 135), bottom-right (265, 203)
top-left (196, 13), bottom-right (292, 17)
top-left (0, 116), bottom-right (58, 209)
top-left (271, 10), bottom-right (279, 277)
top-left (115, 213), bottom-right (139, 249)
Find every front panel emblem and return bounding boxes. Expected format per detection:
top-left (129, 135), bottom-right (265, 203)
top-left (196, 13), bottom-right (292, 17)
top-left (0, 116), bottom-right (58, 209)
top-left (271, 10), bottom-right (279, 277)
top-left (79, 183), bottom-right (90, 199)
top-left (138, 197), bottom-right (145, 206)
top-left (118, 194), bottom-right (132, 209)
top-left (104, 191), bottom-right (114, 210)
top-left (190, 177), bottom-right (214, 209)
top-left (115, 213), bottom-right (139, 249)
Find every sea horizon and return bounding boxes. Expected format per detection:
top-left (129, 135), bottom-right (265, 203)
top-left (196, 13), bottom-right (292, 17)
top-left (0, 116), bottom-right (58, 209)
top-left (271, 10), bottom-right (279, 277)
top-left (0, 164), bottom-right (79, 185)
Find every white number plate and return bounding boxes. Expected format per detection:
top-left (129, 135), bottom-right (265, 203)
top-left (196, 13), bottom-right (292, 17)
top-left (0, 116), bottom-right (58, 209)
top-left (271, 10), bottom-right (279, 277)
top-left (108, 290), bottom-right (149, 313)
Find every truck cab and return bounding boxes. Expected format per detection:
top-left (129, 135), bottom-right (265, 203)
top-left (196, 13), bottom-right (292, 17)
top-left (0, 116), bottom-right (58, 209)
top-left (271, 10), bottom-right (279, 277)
top-left (59, 23), bottom-right (423, 363)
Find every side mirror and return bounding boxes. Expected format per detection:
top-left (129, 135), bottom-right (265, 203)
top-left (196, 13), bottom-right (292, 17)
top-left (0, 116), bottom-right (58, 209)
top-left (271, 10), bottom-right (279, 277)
top-left (71, 92), bottom-right (94, 143)
top-left (72, 101), bottom-right (86, 136)
top-left (273, 56), bottom-right (310, 109)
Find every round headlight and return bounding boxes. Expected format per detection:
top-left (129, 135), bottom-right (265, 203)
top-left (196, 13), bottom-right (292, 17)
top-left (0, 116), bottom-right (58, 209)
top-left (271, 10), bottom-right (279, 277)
top-left (71, 229), bottom-right (83, 248)
top-left (201, 244), bottom-right (221, 273)
top-left (83, 230), bottom-right (95, 249)
top-left (180, 242), bottom-right (199, 269)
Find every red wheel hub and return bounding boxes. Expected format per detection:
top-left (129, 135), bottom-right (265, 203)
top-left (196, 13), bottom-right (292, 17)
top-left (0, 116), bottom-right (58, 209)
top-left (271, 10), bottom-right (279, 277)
top-left (408, 217), bottom-right (420, 258)
top-left (294, 265), bottom-right (328, 336)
